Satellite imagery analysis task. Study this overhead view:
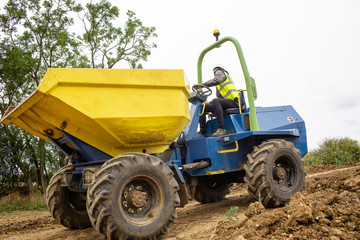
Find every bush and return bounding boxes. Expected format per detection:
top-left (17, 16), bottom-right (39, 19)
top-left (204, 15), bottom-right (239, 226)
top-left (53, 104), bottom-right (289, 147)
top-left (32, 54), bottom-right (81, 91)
top-left (304, 137), bottom-right (360, 167)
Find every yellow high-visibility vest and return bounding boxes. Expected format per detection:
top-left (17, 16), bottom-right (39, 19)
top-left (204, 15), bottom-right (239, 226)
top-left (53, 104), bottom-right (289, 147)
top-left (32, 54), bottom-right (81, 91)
top-left (217, 73), bottom-right (238, 100)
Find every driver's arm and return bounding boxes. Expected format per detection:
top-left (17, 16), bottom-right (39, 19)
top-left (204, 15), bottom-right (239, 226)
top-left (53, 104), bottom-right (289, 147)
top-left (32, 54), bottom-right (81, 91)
top-left (203, 70), bottom-right (227, 87)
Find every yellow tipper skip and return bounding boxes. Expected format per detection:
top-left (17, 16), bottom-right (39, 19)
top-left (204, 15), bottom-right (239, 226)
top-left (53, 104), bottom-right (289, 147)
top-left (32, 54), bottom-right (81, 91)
top-left (1, 68), bottom-right (191, 156)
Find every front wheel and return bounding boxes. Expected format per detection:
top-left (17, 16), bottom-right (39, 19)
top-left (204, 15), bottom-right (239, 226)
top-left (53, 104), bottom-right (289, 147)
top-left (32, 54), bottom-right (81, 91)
top-left (87, 153), bottom-right (180, 239)
top-left (244, 139), bottom-right (306, 207)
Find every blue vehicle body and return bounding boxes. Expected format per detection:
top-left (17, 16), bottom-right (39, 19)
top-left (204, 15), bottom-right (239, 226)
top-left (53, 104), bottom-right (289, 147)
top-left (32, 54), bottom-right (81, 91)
top-left (166, 94), bottom-right (307, 177)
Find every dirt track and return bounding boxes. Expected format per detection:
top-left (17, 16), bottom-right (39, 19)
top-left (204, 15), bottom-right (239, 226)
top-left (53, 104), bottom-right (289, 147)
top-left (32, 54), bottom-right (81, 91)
top-left (1, 164), bottom-right (360, 240)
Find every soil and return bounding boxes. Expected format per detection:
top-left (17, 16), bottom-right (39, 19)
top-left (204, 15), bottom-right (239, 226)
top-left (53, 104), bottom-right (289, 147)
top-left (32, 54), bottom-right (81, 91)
top-left (1, 163), bottom-right (360, 240)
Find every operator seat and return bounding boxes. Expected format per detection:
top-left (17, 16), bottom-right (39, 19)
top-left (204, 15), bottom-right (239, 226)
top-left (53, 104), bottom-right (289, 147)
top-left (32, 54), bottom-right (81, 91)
top-left (225, 90), bottom-right (247, 115)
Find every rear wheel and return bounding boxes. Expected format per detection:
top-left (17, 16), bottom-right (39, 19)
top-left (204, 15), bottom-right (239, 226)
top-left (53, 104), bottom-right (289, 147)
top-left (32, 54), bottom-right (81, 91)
top-left (46, 165), bottom-right (91, 229)
top-left (192, 177), bottom-right (231, 204)
top-left (244, 139), bottom-right (306, 207)
top-left (87, 153), bottom-right (180, 239)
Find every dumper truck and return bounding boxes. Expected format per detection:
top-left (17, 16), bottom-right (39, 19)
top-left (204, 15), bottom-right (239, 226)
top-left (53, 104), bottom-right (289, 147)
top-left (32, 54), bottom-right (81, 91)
top-left (0, 33), bottom-right (307, 239)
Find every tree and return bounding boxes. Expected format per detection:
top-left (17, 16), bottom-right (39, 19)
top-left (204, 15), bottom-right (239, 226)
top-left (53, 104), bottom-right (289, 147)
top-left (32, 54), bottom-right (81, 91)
top-left (0, 41), bottom-right (37, 195)
top-left (0, 0), bottom-right (85, 195)
top-left (77, 0), bottom-right (157, 69)
top-left (0, 123), bottom-right (24, 196)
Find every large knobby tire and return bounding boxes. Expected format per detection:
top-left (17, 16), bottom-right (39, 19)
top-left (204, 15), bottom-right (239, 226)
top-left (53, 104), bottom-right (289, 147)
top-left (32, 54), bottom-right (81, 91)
top-left (86, 153), bottom-right (180, 240)
top-left (46, 165), bottom-right (91, 229)
top-left (192, 177), bottom-right (232, 204)
top-left (244, 139), bottom-right (306, 207)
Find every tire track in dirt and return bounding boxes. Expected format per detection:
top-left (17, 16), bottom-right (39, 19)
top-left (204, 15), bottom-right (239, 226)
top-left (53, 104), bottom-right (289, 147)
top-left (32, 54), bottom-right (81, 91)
top-left (306, 165), bottom-right (360, 179)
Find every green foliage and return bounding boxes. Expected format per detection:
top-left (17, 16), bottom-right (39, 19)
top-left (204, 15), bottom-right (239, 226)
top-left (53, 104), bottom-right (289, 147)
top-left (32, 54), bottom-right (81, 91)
top-left (258, 192), bottom-right (263, 204)
top-left (0, 42), bottom-right (35, 109)
top-left (1, 0), bottom-right (87, 86)
top-left (78, 0), bottom-right (157, 69)
top-left (304, 137), bottom-right (360, 167)
top-left (225, 206), bottom-right (239, 221)
top-left (0, 124), bottom-right (28, 196)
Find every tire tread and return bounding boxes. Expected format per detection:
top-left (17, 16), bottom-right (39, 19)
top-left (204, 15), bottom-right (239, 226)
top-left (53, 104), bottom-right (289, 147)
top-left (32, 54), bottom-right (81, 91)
top-left (244, 139), bottom-right (305, 207)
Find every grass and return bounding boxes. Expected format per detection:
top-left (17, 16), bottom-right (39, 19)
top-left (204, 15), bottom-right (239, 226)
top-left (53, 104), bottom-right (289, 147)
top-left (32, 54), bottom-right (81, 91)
top-left (225, 206), bottom-right (239, 221)
top-left (0, 192), bottom-right (47, 213)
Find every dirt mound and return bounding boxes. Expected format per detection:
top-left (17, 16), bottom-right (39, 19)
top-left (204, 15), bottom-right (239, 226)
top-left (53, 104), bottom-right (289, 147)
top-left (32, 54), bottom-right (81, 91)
top-left (212, 167), bottom-right (360, 240)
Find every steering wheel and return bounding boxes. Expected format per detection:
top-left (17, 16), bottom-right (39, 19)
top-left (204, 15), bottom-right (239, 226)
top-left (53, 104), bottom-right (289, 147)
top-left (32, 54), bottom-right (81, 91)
top-left (192, 84), bottom-right (212, 97)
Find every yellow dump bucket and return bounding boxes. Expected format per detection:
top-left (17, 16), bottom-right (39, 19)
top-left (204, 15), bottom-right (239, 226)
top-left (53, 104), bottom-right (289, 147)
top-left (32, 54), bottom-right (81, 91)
top-left (1, 68), bottom-right (191, 156)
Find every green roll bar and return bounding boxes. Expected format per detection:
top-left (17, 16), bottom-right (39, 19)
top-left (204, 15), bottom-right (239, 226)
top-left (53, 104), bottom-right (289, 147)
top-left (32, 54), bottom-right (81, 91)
top-left (197, 36), bottom-right (260, 131)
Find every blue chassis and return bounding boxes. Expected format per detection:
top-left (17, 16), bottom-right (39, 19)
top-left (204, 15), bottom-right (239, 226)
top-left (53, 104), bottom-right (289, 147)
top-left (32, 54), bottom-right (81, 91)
top-left (169, 98), bottom-right (307, 178)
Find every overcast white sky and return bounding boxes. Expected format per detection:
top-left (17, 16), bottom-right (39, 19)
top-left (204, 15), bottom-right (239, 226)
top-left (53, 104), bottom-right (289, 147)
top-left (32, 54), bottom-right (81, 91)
top-left (1, 0), bottom-right (359, 150)
top-left (111, 0), bottom-right (360, 150)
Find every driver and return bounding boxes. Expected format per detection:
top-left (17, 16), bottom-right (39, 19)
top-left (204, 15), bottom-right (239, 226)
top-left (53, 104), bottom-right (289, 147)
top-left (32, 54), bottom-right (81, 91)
top-left (195, 65), bottom-right (239, 137)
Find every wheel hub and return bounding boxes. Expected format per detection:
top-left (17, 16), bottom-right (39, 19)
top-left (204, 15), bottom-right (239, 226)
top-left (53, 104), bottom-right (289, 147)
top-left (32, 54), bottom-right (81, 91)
top-left (121, 184), bottom-right (150, 215)
top-left (274, 166), bottom-right (287, 180)
top-left (128, 190), bottom-right (147, 208)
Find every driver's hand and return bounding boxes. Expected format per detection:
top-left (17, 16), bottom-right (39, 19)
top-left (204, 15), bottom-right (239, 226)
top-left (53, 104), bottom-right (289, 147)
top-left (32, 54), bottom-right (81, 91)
top-left (193, 84), bottom-right (202, 90)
